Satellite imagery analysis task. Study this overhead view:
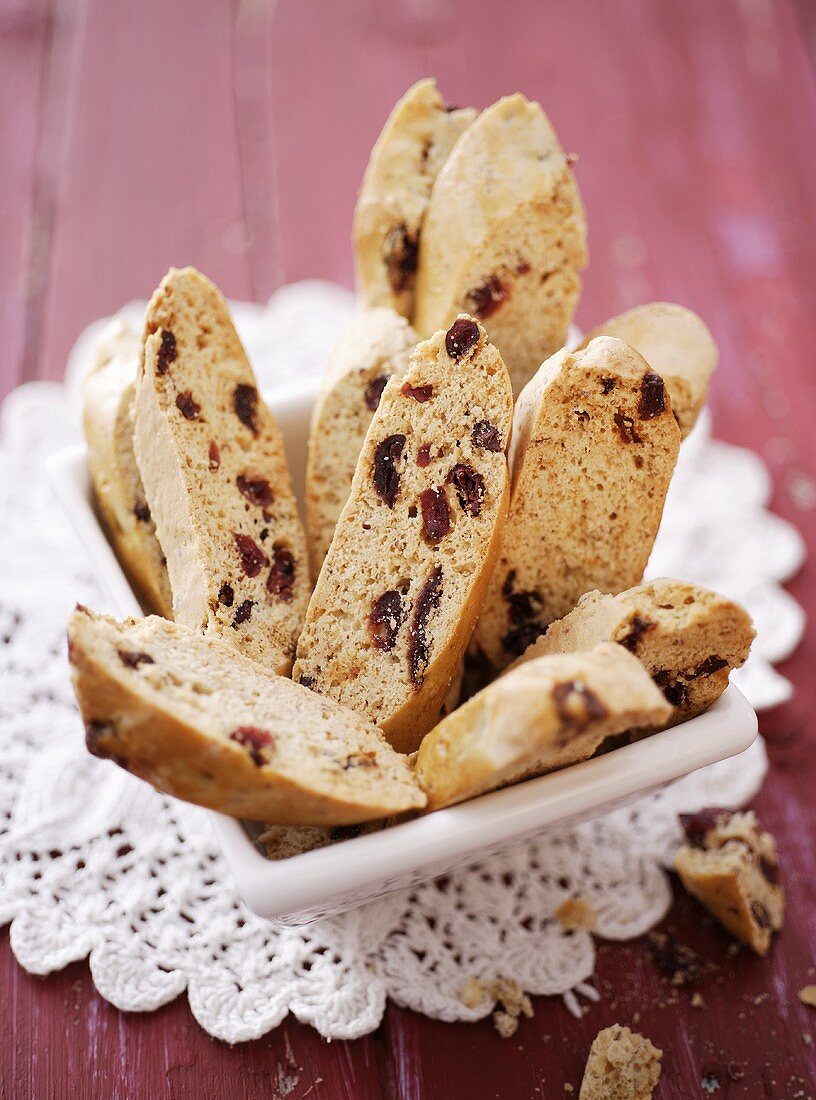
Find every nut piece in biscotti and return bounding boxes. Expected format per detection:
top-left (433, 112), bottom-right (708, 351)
top-left (509, 579), bottom-right (754, 728)
top-left (579, 1024), bottom-right (662, 1100)
top-left (305, 307), bottom-right (417, 576)
top-left (82, 318), bottom-right (173, 618)
top-left (472, 337), bottom-right (681, 671)
top-left (134, 267), bottom-right (309, 675)
top-left (68, 606), bottom-right (425, 825)
top-left (414, 93), bottom-right (587, 395)
top-left (293, 315), bottom-right (513, 754)
top-left (581, 302), bottom-right (718, 438)
top-left (414, 644), bottom-right (671, 811)
top-left (675, 809), bottom-right (784, 955)
top-left (353, 79), bottom-right (476, 320)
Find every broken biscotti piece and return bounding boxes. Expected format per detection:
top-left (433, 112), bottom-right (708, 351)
top-left (353, 78), bottom-right (476, 320)
top-left (582, 301), bottom-right (718, 438)
top-left (579, 1024), bottom-right (662, 1100)
top-left (256, 821), bottom-right (384, 860)
top-left (294, 316), bottom-right (513, 753)
top-left (82, 318), bottom-right (173, 618)
top-left (68, 607), bottom-right (425, 825)
top-left (414, 93), bottom-right (587, 394)
top-left (472, 337), bottom-right (681, 670)
top-left (414, 644), bottom-right (671, 810)
top-left (134, 267), bottom-right (309, 675)
top-left (675, 808), bottom-right (784, 955)
top-left (510, 579), bottom-right (754, 727)
top-left (305, 307), bottom-right (417, 576)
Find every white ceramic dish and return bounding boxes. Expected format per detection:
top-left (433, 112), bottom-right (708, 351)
top-left (46, 377), bottom-right (758, 925)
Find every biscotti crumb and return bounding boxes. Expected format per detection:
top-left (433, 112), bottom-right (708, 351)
top-left (799, 985), bottom-right (816, 1008)
top-left (460, 977), bottom-right (534, 1037)
top-left (690, 991), bottom-right (706, 1009)
top-left (556, 897), bottom-right (597, 933)
top-left (579, 1024), bottom-right (662, 1100)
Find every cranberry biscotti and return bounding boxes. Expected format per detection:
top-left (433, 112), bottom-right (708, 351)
top-left (134, 268), bottom-right (309, 675)
top-left (414, 93), bottom-right (587, 394)
top-left (82, 318), bottom-right (173, 618)
top-left (68, 607), bottom-right (425, 825)
top-left (293, 316), bottom-right (514, 753)
top-left (353, 78), bottom-right (476, 319)
top-left (305, 307), bottom-right (417, 576)
top-left (472, 337), bottom-right (681, 670)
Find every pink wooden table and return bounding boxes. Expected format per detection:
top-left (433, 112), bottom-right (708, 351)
top-left (2, 1), bottom-right (816, 1095)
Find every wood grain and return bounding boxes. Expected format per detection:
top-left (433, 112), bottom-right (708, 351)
top-left (2, 0), bottom-right (816, 1096)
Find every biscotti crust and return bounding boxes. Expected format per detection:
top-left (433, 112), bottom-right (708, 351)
top-left (134, 268), bottom-right (309, 675)
top-left (294, 316), bottom-right (514, 753)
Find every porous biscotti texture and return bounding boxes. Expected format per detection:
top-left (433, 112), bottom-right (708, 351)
top-left (353, 78), bottom-right (476, 319)
top-left (134, 267), bottom-right (309, 675)
top-left (582, 301), bottom-right (718, 437)
top-left (68, 607), bottom-right (425, 825)
top-left (579, 1025), bottom-right (662, 1100)
top-left (305, 307), bottom-right (417, 575)
top-left (414, 93), bottom-right (587, 395)
top-left (294, 316), bottom-right (513, 753)
top-left (675, 809), bottom-right (784, 955)
top-left (414, 644), bottom-right (671, 810)
top-left (472, 337), bottom-right (681, 670)
top-left (510, 579), bottom-right (754, 727)
top-left (257, 820), bottom-right (384, 860)
top-left (82, 318), bottom-right (173, 618)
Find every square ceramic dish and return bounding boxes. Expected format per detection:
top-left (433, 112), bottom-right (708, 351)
top-left (46, 376), bottom-right (758, 925)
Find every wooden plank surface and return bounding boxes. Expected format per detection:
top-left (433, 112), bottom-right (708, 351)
top-left (2, 0), bottom-right (816, 1096)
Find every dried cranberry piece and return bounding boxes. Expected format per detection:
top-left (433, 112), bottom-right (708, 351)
top-left (233, 384), bottom-right (259, 435)
top-left (471, 420), bottom-right (502, 452)
top-left (692, 655), bottom-right (728, 678)
top-left (678, 808), bottom-right (728, 848)
top-left (750, 900), bottom-right (771, 930)
top-left (233, 533), bottom-right (269, 577)
top-left (175, 392), bottom-right (200, 420)
top-left (267, 545), bottom-right (296, 601)
top-left (445, 317), bottom-right (480, 360)
top-left (330, 824), bottom-right (364, 841)
top-left (613, 411), bottom-right (643, 445)
top-left (447, 463), bottom-right (484, 517)
top-left (156, 329), bottom-right (177, 374)
top-left (232, 599), bottom-right (253, 626)
top-left (84, 720), bottom-right (121, 763)
top-left (208, 442), bottom-right (221, 471)
top-left (229, 725), bottom-right (274, 766)
top-left (401, 382), bottom-right (434, 402)
top-left (419, 487), bottom-right (451, 541)
top-left (416, 444), bottom-right (432, 468)
top-left (297, 674), bottom-right (316, 690)
top-left (759, 856), bottom-right (780, 885)
top-left (382, 224), bottom-right (418, 295)
top-left (133, 501), bottom-right (151, 523)
top-left (654, 670), bottom-right (688, 707)
top-left (600, 376), bottom-right (617, 394)
top-left (501, 570), bottom-right (546, 656)
top-left (638, 371), bottom-right (666, 419)
top-left (236, 475), bottom-right (274, 507)
top-left (369, 590), bottom-right (405, 651)
top-left (465, 275), bottom-right (507, 319)
top-left (372, 434), bottom-right (406, 507)
top-left (619, 615), bottom-right (655, 652)
top-left (407, 566), bottom-right (443, 687)
top-left (364, 374), bottom-right (390, 411)
top-left (516, 260), bottom-right (531, 275)
top-left (117, 649), bottom-right (155, 669)
top-left (342, 751), bottom-right (377, 769)
top-left (218, 583), bottom-right (234, 607)
top-left (551, 680), bottom-right (608, 735)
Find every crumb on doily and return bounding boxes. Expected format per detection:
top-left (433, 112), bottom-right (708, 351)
top-left (799, 985), bottom-right (816, 1008)
top-left (460, 977), bottom-right (534, 1038)
top-left (556, 896), bottom-right (598, 932)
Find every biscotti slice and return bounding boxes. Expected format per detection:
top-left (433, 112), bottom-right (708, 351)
top-left (353, 79), bottom-right (476, 319)
top-left (579, 1025), bottom-right (662, 1100)
top-left (294, 316), bottom-right (513, 753)
top-left (82, 318), bottom-right (173, 618)
top-left (415, 644), bottom-right (671, 810)
top-left (472, 337), bottom-right (681, 670)
top-left (305, 307), bottom-right (417, 576)
top-left (134, 267), bottom-right (309, 675)
top-left (68, 607), bottom-right (425, 824)
top-left (510, 579), bottom-right (754, 726)
top-left (414, 93), bottom-right (587, 394)
top-left (256, 821), bottom-right (384, 860)
top-left (675, 809), bottom-right (784, 955)
top-left (581, 302), bottom-right (718, 437)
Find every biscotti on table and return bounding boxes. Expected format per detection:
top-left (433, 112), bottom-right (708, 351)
top-left (294, 315), bottom-right (514, 753)
top-left (134, 267), bottom-right (309, 675)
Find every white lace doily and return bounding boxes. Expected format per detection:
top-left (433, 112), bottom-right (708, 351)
top-left (0, 283), bottom-right (805, 1042)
